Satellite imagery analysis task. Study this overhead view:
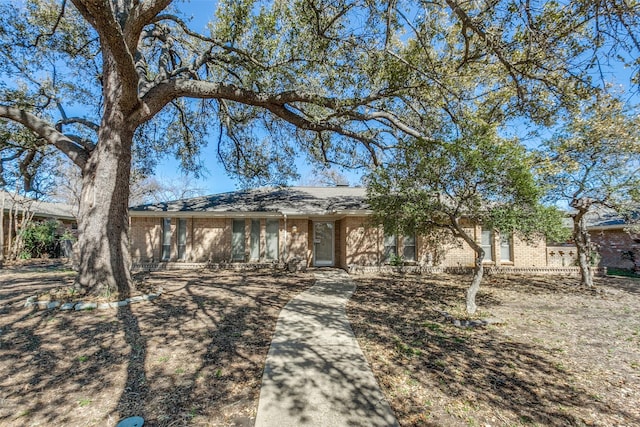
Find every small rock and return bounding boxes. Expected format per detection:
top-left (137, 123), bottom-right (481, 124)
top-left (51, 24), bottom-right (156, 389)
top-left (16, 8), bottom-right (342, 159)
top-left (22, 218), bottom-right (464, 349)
top-left (75, 302), bottom-right (97, 310)
top-left (60, 303), bottom-right (75, 310)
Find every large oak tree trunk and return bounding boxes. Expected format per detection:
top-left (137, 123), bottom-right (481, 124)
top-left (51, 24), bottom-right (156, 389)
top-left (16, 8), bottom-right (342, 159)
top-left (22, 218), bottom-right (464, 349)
top-left (75, 113), bottom-right (133, 299)
top-left (72, 45), bottom-right (138, 299)
top-left (77, 123), bottom-right (131, 297)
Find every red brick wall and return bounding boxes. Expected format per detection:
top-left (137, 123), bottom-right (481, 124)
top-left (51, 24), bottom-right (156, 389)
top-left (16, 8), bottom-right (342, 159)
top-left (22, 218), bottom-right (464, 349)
top-left (591, 229), bottom-right (639, 270)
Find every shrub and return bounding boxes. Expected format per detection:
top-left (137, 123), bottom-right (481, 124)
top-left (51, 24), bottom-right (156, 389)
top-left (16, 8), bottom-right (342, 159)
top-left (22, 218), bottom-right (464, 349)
top-left (19, 220), bottom-right (60, 258)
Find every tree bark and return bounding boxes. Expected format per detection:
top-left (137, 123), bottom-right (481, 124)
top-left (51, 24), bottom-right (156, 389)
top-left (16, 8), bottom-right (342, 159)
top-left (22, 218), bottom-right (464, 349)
top-left (467, 250), bottom-right (484, 315)
top-left (74, 109), bottom-right (133, 299)
top-left (7, 204), bottom-right (14, 260)
top-left (68, 35), bottom-right (139, 300)
top-left (450, 218), bottom-right (485, 314)
top-left (573, 209), bottom-right (594, 287)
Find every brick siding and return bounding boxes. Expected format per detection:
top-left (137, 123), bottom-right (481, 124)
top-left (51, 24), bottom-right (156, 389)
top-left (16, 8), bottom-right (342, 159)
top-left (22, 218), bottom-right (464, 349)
top-left (130, 214), bottom-right (552, 268)
top-left (590, 229), bottom-right (640, 271)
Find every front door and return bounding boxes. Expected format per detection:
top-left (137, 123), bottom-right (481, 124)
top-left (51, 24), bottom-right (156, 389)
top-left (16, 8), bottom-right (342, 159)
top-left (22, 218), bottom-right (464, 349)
top-left (313, 221), bottom-right (334, 267)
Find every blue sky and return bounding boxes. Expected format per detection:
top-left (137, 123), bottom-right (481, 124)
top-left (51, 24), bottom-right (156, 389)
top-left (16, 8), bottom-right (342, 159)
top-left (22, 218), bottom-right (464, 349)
top-left (4, 1), bottom-right (636, 196)
top-left (152, 1), bottom-right (364, 194)
top-left (155, 1), bottom-right (639, 195)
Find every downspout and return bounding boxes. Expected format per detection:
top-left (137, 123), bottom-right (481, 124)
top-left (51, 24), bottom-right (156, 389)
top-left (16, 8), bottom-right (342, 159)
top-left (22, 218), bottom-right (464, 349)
top-left (283, 213), bottom-right (288, 262)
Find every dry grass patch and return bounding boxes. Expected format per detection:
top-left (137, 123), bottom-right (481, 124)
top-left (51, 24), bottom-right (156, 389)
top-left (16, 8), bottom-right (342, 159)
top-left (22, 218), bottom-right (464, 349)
top-left (0, 267), bottom-right (313, 426)
top-left (348, 273), bottom-right (640, 427)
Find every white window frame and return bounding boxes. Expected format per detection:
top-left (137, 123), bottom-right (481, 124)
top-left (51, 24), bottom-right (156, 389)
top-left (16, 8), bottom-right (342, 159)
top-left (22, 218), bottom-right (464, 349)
top-left (383, 233), bottom-right (397, 262)
top-left (177, 218), bottom-right (187, 260)
top-left (500, 233), bottom-right (512, 262)
top-left (481, 229), bottom-right (494, 262)
top-left (265, 219), bottom-right (279, 261)
top-left (402, 234), bottom-right (416, 262)
top-left (161, 218), bottom-right (171, 261)
top-left (232, 219), bottom-right (246, 262)
top-left (250, 219), bottom-right (260, 261)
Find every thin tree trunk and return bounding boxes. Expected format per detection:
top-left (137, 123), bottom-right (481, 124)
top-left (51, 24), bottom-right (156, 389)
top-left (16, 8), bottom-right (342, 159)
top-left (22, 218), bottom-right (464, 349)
top-left (573, 210), bottom-right (594, 287)
top-left (14, 207), bottom-right (34, 259)
top-left (8, 203), bottom-right (14, 260)
top-left (467, 251), bottom-right (484, 315)
top-left (450, 217), bottom-right (485, 314)
top-left (0, 192), bottom-right (5, 263)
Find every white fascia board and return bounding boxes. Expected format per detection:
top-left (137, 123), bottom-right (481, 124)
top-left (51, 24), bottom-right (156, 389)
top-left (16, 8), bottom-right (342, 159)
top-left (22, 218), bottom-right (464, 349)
top-left (587, 224), bottom-right (628, 231)
top-left (334, 209), bottom-right (373, 216)
top-left (129, 209), bottom-right (372, 219)
top-left (129, 210), bottom-right (284, 218)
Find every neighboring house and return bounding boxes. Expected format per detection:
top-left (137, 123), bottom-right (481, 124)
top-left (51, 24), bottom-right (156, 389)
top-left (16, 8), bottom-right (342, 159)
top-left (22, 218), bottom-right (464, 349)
top-left (0, 191), bottom-right (77, 257)
top-left (129, 186), bottom-right (551, 271)
top-left (587, 209), bottom-right (640, 273)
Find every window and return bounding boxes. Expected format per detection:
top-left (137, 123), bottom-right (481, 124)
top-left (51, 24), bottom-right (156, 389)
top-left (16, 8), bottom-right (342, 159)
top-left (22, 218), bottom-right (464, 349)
top-left (177, 218), bottom-right (187, 260)
top-left (403, 234), bottom-right (416, 262)
top-left (250, 219), bottom-right (260, 261)
top-left (481, 229), bottom-right (493, 261)
top-left (500, 233), bottom-right (512, 262)
top-left (384, 233), bottom-right (416, 262)
top-left (266, 219), bottom-right (279, 260)
top-left (383, 234), bottom-right (397, 262)
top-left (161, 218), bottom-right (171, 261)
top-left (232, 219), bottom-right (245, 261)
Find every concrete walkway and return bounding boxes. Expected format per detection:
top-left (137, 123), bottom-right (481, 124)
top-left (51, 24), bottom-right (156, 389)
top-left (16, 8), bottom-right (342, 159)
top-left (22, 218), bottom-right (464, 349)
top-left (255, 269), bottom-right (398, 427)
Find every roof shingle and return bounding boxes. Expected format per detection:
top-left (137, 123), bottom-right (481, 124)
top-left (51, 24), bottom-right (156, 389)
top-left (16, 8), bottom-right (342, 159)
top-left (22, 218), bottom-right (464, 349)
top-left (129, 186), bottom-right (369, 215)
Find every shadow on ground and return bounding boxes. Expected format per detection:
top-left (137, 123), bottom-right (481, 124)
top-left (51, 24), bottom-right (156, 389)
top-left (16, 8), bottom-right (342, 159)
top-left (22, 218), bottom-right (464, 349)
top-left (348, 274), bottom-right (640, 426)
top-left (0, 269), bottom-right (312, 426)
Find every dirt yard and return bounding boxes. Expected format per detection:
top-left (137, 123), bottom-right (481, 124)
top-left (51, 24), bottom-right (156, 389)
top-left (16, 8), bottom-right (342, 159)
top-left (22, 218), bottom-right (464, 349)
top-left (0, 266), bottom-right (313, 426)
top-left (2, 266), bottom-right (639, 427)
top-left (348, 273), bottom-right (640, 427)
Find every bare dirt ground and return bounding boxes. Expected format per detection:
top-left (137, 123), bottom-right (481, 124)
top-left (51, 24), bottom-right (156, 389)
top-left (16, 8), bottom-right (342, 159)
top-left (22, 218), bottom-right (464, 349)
top-left (348, 273), bottom-right (640, 427)
top-left (0, 266), bottom-right (313, 426)
top-left (2, 265), bottom-right (639, 427)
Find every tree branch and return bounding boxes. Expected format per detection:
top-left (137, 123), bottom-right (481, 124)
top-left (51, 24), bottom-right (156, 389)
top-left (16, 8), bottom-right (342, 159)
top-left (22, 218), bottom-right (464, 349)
top-left (56, 117), bottom-right (100, 133)
top-left (34, 0), bottom-right (67, 47)
top-left (138, 79), bottom-right (399, 123)
top-left (152, 13), bottom-right (271, 70)
top-left (124, 0), bottom-right (173, 52)
top-left (0, 106), bottom-right (88, 167)
top-left (70, 0), bottom-right (139, 109)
